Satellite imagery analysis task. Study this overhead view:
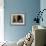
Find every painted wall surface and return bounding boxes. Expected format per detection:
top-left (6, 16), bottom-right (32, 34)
top-left (4, 0), bottom-right (40, 42)
top-left (0, 0), bottom-right (4, 42)
top-left (40, 0), bottom-right (46, 27)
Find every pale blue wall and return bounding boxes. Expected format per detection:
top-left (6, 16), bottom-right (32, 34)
top-left (4, 0), bottom-right (40, 42)
top-left (40, 0), bottom-right (46, 27)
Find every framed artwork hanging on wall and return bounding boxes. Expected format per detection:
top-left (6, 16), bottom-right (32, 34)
top-left (11, 14), bottom-right (25, 25)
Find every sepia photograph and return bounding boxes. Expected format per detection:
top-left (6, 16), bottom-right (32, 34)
top-left (11, 14), bottom-right (25, 25)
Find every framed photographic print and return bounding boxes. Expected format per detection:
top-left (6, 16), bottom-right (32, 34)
top-left (11, 14), bottom-right (25, 25)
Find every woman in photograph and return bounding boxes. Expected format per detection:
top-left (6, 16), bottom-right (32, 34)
top-left (13, 16), bottom-right (16, 23)
top-left (17, 15), bottom-right (23, 23)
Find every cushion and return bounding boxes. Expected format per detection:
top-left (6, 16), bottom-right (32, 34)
top-left (17, 37), bottom-right (25, 46)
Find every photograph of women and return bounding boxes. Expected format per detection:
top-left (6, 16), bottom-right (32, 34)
top-left (11, 14), bottom-right (25, 25)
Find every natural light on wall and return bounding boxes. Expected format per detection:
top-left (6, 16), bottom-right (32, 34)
top-left (0, 0), bottom-right (4, 42)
